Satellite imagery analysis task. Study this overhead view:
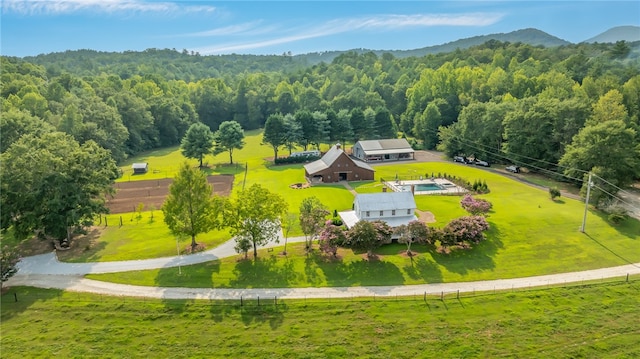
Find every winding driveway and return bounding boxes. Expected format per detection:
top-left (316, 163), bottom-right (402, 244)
top-left (6, 152), bottom-right (639, 299)
top-left (7, 236), bottom-right (640, 300)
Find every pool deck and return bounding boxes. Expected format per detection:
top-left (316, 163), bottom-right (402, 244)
top-left (385, 178), bottom-right (467, 195)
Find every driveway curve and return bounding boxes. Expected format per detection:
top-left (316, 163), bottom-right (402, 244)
top-left (6, 236), bottom-right (640, 300)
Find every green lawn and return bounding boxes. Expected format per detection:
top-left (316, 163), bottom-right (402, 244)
top-left (2, 281), bottom-right (639, 358)
top-left (58, 211), bottom-right (231, 262)
top-left (40, 130), bottom-right (640, 282)
top-left (89, 160), bottom-right (639, 287)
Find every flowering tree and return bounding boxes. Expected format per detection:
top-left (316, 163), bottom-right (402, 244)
top-left (318, 220), bottom-right (346, 257)
top-left (299, 196), bottom-right (330, 251)
top-left (395, 220), bottom-right (430, 255)
top-left (460, 195), bottom-right (492, 215)
top-left (444, 215), bottom-right (490, 245)
top-left (346, 220), bottom-right (392, 258)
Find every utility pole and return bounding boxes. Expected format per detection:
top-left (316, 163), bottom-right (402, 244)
top-left (580, 172), bottom-right (593, 233)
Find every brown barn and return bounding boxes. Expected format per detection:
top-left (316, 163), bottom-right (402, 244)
top-left (304, 144), bottom-right (374, 183)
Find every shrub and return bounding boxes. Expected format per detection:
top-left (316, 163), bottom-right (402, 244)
top-left (318, 220), bottom-right (347, 257)
top-left (604, 205), bottom-right (629, 225)
top-left (274, 154), bottom-right (320, 165)
top-left (549, 187), bottom-right (561, 200)
top-left (460, 195), bottom-right (493, 215)
top-left (444, 215), bottom-right (490, 244)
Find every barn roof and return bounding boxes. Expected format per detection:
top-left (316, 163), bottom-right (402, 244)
top-left (132, 162), bottom-right (148, 169)
top-left (304, 144), bottom-right (373, 174)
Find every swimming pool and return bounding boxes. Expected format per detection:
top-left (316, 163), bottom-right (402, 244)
top-left (399, 183), bottom-right (444, 192)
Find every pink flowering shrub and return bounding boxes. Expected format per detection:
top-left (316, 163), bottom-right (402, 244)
top-left (444, 215), bottom-right (490, 244)
top-left (460, 195), bottom-right (492, 215)
top-left (318, 220), bottom-right (346, 257)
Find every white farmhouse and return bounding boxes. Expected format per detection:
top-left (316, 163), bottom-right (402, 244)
top-left (339, 191), bottom-right (417, 230)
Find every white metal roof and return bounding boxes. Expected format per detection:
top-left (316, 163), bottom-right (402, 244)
top-left (355, 192), bottom-right (416, 212)
top-left (356, 139), bottom-right (413, 152)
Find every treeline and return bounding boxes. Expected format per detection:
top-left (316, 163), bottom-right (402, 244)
top-left (2, 40), bottom-right (639, 196)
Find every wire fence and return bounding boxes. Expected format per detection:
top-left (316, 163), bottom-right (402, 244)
top-left (3, 274), bottom-right (638, 310)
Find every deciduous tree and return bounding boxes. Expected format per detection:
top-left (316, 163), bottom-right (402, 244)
top-left (395, 220), bottom-right (430, 255)
top-left (181, 122), bottom-right (214, 168)
top-left (162, 162), bottom-right (223, 251)
top-left (226, 184), bottom-right (287, 260)
top-left (346, 220), bottom-right (392, 258)
top-left (299, 197), bottom-right (330, 251)
top-left (213, 120), bottom-right (245, 165)
top-left (1, 132), bottom-right (118, 243)
top-left (262, 113), bottom-right (286, 160)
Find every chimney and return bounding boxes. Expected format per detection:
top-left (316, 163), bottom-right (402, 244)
top-left (335, 143), bottom-right (341, 150)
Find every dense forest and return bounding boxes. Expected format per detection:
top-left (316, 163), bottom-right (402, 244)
top-left (2, 40), bottom-right (640, 206)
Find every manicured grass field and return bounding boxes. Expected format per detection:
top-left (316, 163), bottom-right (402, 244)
top-left (57, 211), bottom-right (232, 262)
top-left (89, 158), bottom-right (640, 287)
top-left (2, 280), bottom-right (639, 358)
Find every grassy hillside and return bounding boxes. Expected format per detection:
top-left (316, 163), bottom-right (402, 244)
top-left (2, 281), bottom-right (639, 358)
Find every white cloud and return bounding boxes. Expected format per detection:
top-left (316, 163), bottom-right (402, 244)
top-left (1, 0), bottom-right (216, 15)
top-left (185, 21), bottom-right (267, 37)
top-left (194, 12), bottom-right (504, 54)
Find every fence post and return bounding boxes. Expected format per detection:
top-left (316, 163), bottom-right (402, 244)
top-left (457, 290), bottom-right (459, 299)
top-left (14, 292), bottom-right (18, 302)
top-left (105, 217), bottom-right (108, 227)
top-left (441, 291), bottom-right (444, 301)
top-left (119, 216), bottom-right (123, 227)
top-left (274, 296), bottom-right (277, 308)
top-left (626, 273), bottom-right (629, 282)
top-left (258, 296), bottom-right (260, 306)
top-left (240, 296), bottom-right (243, 306)
top-left (423, 291), bottom-right (426, 302)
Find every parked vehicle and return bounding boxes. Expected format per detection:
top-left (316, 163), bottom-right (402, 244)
top-left (453, 156), bottom-right (466, 163)
top-left (506, 165), bottom-right (520, 173)
top-left (474, 159), bottom-right (490, 167)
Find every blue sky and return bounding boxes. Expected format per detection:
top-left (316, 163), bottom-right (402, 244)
top-left (1, 1), bottom-right (639, 57)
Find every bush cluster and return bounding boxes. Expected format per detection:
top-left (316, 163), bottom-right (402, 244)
top-left (460, 195), bottom-right (493, 215)
top-left (274, 155), bottom-right (320, 165)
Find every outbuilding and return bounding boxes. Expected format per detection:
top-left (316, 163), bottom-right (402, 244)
top-left (132, 162), bottom-right (149, 174)
top-left (352, 139), bottom-right (415, 162)
top-left (304, 144), bottom-right (374, 183)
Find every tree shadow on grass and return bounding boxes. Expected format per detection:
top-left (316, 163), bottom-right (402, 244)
top-left (403, 256), bottom-right (444, 283)
top-left (155, 260), bottom-right (220, 312)
top-left (316, 253), bottom-right (406, 287)
top-left (239, 301), bottom-right (287, 329)
top-left (432, 223), bottom-right (504, 275)
top-left (1, 286), bottom-right (62, 321)
top-left (592, 211), bottom-right (640, 239)
top-left (228, 254), bottom-right (300, 288)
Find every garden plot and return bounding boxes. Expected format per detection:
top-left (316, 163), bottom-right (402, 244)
top-left (107, 175), bottom-right (234, 214)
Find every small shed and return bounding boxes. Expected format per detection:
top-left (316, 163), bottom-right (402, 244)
top-left (304, 144), bottom-right (374, 183)
top-left (132, 162), bottom-right (149, 174)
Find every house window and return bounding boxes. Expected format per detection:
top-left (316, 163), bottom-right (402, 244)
top-left (366, 211), bottom-right (370, 217)
top-left (407, 209), bottom-right (411, 215)
top-left (392, 210), bottom-right (396, 216)
top-left (379, 210), bottom-right (384, 216)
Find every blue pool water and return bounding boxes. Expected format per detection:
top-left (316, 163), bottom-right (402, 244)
top-left (399, 183), bottom-right (443, 192)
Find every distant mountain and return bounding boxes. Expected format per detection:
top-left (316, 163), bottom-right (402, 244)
top-left (299, 28), bottom-right (571, 64)
top-left (583, 26), bottom-right (640, 43)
